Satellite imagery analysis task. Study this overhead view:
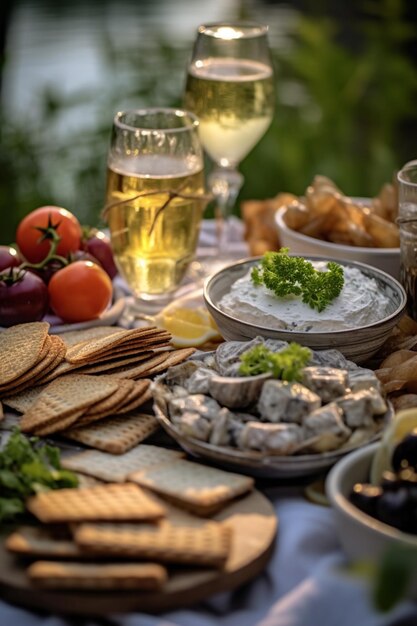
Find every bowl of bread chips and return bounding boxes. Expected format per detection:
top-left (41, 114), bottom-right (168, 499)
top-left (274, 176), bottom-right (400, 279)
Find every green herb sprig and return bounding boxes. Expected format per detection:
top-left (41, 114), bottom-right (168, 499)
top-left (239, 342), bottom-right (312, 381)
top-left (0, 428), bottom-right (78, 522)
top-left (251, 248), bottom-right (344, 312)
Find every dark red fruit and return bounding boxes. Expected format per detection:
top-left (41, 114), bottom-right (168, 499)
top-left (0, 268), bottom-right (49, 326)
top-left (0, 245), bottom-right (22, 271)
top-left (82, 229), bottom-right (117, 279)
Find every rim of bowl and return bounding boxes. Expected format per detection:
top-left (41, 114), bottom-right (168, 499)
top-left (204, 255), bottom-right (407, 336)
top-left (276, 205), bottom-right (400, 255)
top-left (326, 443), bottom-right (417, 546)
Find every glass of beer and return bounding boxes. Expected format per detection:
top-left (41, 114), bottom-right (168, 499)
top-left (104, 108), bottom-right (206, 307)
top-left (184, 23), bottom-right (275, 267)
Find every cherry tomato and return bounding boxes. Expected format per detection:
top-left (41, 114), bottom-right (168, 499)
top-left (48, 260), bottom-right (113, 323)
top-left (82, 229), bottom-right (118, 279)
top-left (0, 268), bottom-right (49, 327)
top-left (0, 245), bottom-right (22, 271)
top-left (16, 206), bottom-right (82, 263)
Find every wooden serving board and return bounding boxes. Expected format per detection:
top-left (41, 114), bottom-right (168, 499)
top-left (0, 489), bottom-right (277, 616)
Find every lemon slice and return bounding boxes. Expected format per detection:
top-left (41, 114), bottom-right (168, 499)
top-left (154, 305), bottom-right (222, 348)
top-left (370, 408), bottom-right (417, 484)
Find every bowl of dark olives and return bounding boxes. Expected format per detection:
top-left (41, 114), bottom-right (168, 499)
top-left (326, 432), bottom-right (417, 596)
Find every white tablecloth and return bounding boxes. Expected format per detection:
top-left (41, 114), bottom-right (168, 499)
top-left (1, 489), bottom-right (416, 625)
top-left (1, 221), bottom-right (416, 625)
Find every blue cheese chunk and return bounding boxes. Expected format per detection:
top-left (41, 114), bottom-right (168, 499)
top-left (257, 380), bottom-right (321, 424)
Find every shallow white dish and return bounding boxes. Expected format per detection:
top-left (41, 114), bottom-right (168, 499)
top-left (153, 400), bottom-right (393, 480)
top-left (204, 256), bottom-right (406, 364)
top-left (326, 443), bottom-right (417, 598)
top-left (275, 205), bottom-right (400, 279)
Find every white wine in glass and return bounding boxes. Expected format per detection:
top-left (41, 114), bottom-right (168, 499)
top-left (184, 23), bottom-right (275, 264)
top-left (105, 108), bottom-right (205, 306)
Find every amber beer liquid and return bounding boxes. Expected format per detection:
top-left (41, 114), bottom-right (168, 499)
top-left (184, 58), bottom-right (274, 167)
top-left (106, 155), bottom-right (205, 296)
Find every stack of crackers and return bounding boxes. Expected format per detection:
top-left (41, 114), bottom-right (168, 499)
top-left (6, 444), bottom-right (255, 591)
top-left (1, 321), bottom-right (258, 593)
top-left (0, 322), bottom-right (195, 438)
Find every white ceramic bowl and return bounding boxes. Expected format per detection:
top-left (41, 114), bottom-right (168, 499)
top-left (275, 206), bottom-right (401, 280)
top-left (203, 256), bottom-right (407, 364)
top-left (326, 443), bottom-right (417, 598)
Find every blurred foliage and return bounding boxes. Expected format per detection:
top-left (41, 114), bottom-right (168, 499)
top-left (1, 0), bottom-right (417, 243)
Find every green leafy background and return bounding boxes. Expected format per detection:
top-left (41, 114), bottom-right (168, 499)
top-left (1, 0), bottom-right (416, 243)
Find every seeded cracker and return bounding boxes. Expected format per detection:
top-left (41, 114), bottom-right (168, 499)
top-left (115, 390), bottom-right (153, 416)
top-left (81, 378), bottom-right (135, 416)
top-left (19, 374), bottom-right (120, 433)
top-left (75, 380), bottom-right (151, 426)
top-left (56, 326), bottom-right (125, 347)
top-left (73, 351), bottom-right (154, 375)
top-left (101, 352), bottom-right (171, 379)
top-left (0, 322), bottom-right (49, 389)
top-left (4, 335), bottom-right (67, 395)
top-left (144, 347), bottom-right (196, 376)
top-left (2, 386), bottom-right (47, 414)
top-left (65, 327), bottom-right (170, 364)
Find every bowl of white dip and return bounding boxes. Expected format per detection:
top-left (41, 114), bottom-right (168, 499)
top-left (204, 256), bottom-right (407, 364)
top-left (275, 206), bottom-right (401, 280)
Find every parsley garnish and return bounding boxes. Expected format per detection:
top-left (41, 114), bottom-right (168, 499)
top-left (0, 428), bottom-right (78, 522)
top-left (251, 248), bottom-right (344, 312)
top-left (239, 343), bottom-right (312, 381)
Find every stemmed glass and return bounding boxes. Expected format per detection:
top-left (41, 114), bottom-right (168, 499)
top-left (103, 108), bottom-right (207, 314)
top-left (184, 22), bottom-right (275, 269)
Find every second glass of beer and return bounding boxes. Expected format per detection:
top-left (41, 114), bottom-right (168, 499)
top-left (105, 108), bottom-right (205, 305)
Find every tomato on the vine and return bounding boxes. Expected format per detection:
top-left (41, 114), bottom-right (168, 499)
top-left (48, 260), bottom-right (112, 323)
top-left (16, 206), bottom-right (82, 263)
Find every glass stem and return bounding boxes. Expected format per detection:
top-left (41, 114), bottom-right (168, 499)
top-left (208, 166), bottom-right (244, 256)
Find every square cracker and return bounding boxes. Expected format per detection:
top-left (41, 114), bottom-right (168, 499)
top-left (19, 374), bottom-right (120, 433)
top-left (63, 412), bottom-right (159, 454)
top-left (65, 327), bottom-right (170, 364)
top-left (56, 326), bottom-right (124, 347)
top-left (4, 335), bottom-right (67, 396)
top-left (73, 520), bottom-right (232, 568)
top-left (61, 444), bottom-right (184, 482)
top-left (73, 380), bottom-right (151, 427)
top-left (102, 352), bottom-right (170, 379)
top-left (27, 561), bottom-right (167, 590)
top-left (144, 348), bottom-right (196, 377)
top-left (26, 483), bottom-right (166, 523)
top-left (2, 385), bottom-right (46, 414)
top-left (129, 459), bottom-right (254, 516)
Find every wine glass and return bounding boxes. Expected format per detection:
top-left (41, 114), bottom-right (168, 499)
top-left (103, 108), bottom-right (207, 314)
top-left (184, 22), bottom-right (275, 270)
